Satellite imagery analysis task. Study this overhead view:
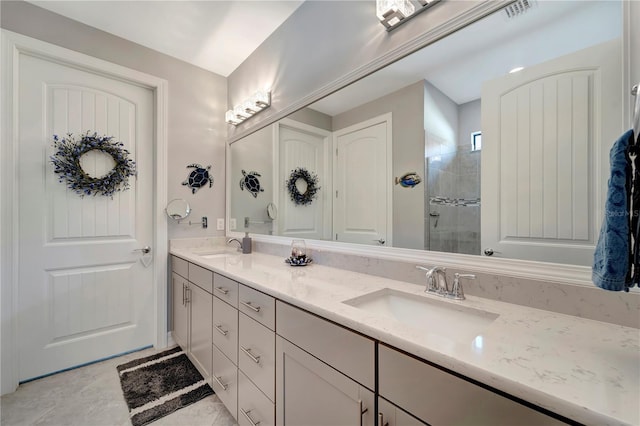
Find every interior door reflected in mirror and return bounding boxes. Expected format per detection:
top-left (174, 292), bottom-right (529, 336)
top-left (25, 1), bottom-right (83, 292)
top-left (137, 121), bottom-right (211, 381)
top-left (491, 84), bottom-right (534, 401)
top-left (166, 198), bottom-right (191, 221)
top-left (229, 1), bottom-right (624, 267)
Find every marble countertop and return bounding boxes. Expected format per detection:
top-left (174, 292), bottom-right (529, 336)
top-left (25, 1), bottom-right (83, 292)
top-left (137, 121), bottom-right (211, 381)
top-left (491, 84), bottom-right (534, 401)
top-left (171, 246), bottom-right (640, 426)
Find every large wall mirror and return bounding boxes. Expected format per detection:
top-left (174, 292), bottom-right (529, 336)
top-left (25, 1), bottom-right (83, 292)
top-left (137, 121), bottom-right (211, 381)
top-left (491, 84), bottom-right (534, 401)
top-left (229, 0), bottom-right (625, 267)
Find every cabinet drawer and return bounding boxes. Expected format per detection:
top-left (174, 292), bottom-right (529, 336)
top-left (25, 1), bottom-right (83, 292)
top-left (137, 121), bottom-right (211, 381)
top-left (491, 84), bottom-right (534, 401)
top-left (238, 313), bottom-right (275, 402)
top-left (171, 256), bottom-right (188, 279)
top-left (238, 370), bottom-right (274, 426)
top-left (188, 263), bottom-right (213, 293)
top-left (213, 295), bottom-right (238, 364)
top-left (214, 273), bottom-right (239, 307)
top-left (379, 345), bottom-right (567, 425)
top-left (276, 301), bottom-right (375, 390)
top-left (212, 345), bottom-right (238, 421)
top-left (239, 284), bottom-right (275, 330)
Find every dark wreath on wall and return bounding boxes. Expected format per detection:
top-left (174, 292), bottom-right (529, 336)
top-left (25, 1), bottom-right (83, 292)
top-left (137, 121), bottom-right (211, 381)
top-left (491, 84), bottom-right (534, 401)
top-left (50, 131), bottom-right (137, 198)
top-left (287, 167), bottom-right (320, 206)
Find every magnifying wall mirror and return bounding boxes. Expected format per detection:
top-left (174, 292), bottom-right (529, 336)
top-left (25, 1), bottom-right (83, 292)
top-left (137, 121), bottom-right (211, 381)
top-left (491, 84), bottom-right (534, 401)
top-left (166, 199), bottom-right (191, 221)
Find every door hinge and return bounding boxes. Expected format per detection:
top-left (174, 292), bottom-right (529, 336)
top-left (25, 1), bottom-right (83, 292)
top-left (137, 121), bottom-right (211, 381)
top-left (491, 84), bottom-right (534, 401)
top-left (335, 190), bottom-right (338, 198)
top-left (336, 233), bottom-right (338, 240)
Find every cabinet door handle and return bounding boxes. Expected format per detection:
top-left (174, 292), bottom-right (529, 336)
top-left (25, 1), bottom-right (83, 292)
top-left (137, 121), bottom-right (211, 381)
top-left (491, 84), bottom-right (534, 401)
top-left (215, 286), bottom-right (229, 295)
top-left (240, 408), bottom-right (260, 426)
top-left (184, 286), bottom-right (190, 304)
top-left (240, 345), bottom-right (261, 363)
top-left (358, 400), bottom-right (368, 426)
top-left (213, 375), bottom-right (228, 391)
top-left (214, 324), bottom-right (228, 336)
top-left (378, 413), bottom-right (389, 426)
top-left (240, 300), bottom-right (261, 312)
top-left (182, 283), bottom-right (186, 306)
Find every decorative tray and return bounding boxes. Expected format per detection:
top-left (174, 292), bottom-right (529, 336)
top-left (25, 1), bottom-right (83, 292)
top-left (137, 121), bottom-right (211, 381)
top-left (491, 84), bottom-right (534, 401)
top-left (285, 257), bottom-right (313, 266)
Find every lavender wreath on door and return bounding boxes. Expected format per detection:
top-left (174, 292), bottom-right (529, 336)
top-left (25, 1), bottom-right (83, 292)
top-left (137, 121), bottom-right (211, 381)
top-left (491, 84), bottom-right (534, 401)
top-left (287, 167), bottom-right (320, 206)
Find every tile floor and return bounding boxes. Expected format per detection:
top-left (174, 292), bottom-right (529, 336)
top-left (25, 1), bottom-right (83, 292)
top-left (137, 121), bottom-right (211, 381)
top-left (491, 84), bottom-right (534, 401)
top-left (0, 347), bottom-right (237, 426)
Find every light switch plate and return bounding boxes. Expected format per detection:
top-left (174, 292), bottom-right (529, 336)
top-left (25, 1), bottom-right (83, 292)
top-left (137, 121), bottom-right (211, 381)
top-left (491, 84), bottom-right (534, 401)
top-left (230, 218), bottom-right (237, 230)
top-left (216, 218), bottom-right (224, 230)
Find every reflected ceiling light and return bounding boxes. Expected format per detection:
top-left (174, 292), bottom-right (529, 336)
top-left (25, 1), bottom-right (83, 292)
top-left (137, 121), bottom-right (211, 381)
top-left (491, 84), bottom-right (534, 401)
top-left (225, 89), bottom-right (271, 126)
top-left (377, 0), bottom-right (415, 29)
top-left (509, 66), bottom-right (524, 74)
top-left (377, 0), bottom-right (440, 30)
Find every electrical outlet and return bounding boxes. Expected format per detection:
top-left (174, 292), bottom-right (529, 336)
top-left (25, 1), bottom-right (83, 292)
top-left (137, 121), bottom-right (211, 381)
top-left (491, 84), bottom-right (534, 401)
top-left (230, 218), bottom-right (237, 230)
top-left (216, 218), bottom-right (224, 230)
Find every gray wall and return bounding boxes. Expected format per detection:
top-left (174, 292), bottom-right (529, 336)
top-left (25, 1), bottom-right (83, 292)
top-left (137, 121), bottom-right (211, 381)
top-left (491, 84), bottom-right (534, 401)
top-left (289, 108), bottom-right (332, 132)
top-left (229, 125), bottom-right (274, 234)
top-left (1, 0), bottom-right (228, 240)
top-left (227, 0), bottom-right (494, 140)
top-left (332, 81), bottom-right (425, 250)
top-left (458, 99), bottom-right (481, 149)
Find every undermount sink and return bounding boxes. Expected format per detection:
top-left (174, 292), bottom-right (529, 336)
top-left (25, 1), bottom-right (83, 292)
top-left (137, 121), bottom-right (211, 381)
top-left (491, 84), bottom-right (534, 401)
top-left (191, 248), bottom-right (232, 259)
top-left (343, 288), bottom-right (499, 343)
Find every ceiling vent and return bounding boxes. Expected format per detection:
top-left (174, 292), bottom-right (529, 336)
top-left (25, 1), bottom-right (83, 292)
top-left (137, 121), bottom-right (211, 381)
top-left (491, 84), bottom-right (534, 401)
top-left (504, 0), bottom-right (536, 19)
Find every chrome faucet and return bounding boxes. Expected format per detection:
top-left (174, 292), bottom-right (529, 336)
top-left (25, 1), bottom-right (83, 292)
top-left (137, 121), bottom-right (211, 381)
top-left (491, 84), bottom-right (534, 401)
top-left (416, 266), bottom-right (475, 299)
top-left (427, 266), bottom-right (448, 295)
top-left (450, 273), bottom-right (476, 300)
top-left (226, 238), bottom-right (243, 252)
top-left (416, 265), bottom-right (448, 295)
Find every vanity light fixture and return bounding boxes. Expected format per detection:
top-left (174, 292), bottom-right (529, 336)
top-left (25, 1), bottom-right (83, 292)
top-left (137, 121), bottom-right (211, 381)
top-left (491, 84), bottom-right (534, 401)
top-left (225, 89), bottom-right (271, 126)
top-left (377, 0), bottom-right (440, 30)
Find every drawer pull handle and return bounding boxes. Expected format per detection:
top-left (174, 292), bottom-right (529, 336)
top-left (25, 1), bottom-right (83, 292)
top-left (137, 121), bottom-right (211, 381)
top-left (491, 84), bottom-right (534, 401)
top-left (240, 408), bottom-right (261, 426)
top-left (240, 301), bottom-right (261, 312)
top-left (240, 346), bottom-right (261, 364)
top-left (213, 375), bottom-right (228, 391)
top-left (215, 286), bottom-right (229, 295)
top-left (214, 325), bottom-right (228, 336)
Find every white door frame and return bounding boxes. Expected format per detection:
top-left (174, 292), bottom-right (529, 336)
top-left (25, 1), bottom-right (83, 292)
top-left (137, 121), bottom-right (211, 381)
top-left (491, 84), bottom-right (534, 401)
top-left (1, 30), bottom-right (169, 394)
top-left (332, 113), bottom-right (393, 247)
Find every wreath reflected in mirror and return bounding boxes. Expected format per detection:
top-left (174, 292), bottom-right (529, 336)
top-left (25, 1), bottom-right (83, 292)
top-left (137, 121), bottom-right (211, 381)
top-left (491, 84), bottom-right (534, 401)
top-left (50, 131), bottom-right (137, 198)
top-left (287, 167), bottom-right (320, 206)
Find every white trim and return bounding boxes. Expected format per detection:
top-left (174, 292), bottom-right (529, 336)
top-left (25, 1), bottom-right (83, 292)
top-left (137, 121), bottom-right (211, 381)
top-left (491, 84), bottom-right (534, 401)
top-left (0, 30), bottom-right (169, 394)
top-left (332, 113), bottom-right (393, 247)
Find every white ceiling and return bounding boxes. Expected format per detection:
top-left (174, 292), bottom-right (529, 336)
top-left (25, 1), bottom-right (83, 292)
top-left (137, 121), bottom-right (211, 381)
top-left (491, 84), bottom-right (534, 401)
top-left (310, 0), bottom-right (622, 115)
top-left (28, 0), bottom-right (304, 77)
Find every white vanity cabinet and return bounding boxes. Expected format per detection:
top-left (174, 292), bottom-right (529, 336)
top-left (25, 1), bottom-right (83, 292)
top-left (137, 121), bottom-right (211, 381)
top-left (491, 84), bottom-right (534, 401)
top-left (275, 301), bottom-right (376, 426)
top-left (378, 344), bottom-right (568, 426)
top-left (170, 256), bottom-right (213, 384)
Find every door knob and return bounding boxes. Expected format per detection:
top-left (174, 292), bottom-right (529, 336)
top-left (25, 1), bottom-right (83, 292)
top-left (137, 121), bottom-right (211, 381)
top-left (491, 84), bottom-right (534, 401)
top-left (373, 239), bottom-right (386, 245)
top-left (134, 246), bottom-right (151, 254)
top-left (484, 248), bottom-right (501, 256)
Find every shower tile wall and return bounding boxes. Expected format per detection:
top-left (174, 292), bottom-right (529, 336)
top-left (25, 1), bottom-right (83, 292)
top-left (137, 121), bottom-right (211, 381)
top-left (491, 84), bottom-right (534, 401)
top-left (425, 148), bottom-right (481, 255)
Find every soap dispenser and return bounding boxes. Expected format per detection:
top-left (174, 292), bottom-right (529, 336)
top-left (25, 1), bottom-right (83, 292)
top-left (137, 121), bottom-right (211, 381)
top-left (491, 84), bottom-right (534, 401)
top-left (242, 232), bottom-right (252, 254)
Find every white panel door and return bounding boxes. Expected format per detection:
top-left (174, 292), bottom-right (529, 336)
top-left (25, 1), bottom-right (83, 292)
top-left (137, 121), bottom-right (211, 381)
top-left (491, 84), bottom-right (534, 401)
top-left (17, 52), bottom-right (155, 381)
top-left (481, 39), bottom-right (622, 265)
top-left (277, 122), bottom-right (331, 240)
top-left (334, 116), bottom-right (391, 246)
